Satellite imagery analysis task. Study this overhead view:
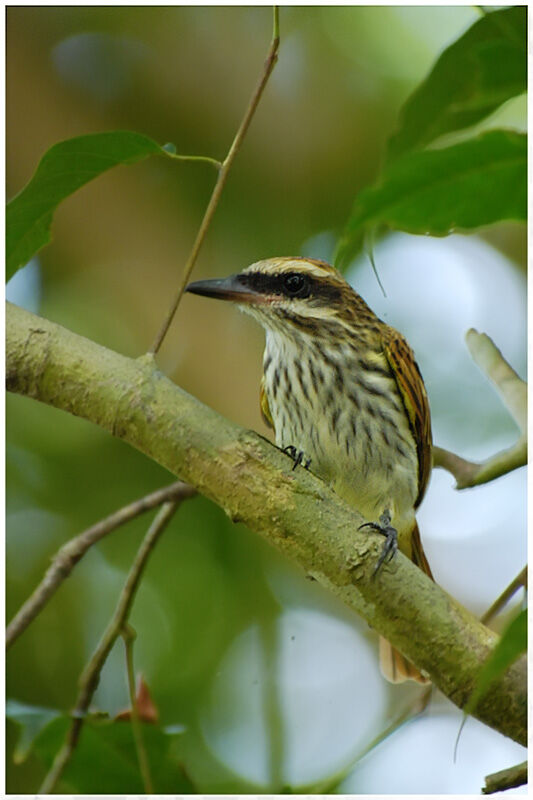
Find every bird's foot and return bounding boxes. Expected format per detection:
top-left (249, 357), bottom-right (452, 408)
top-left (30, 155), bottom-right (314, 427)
top-left (358, 510), bottom-right (398, 577)
top-left (283, 445), bottom-right (312, 471)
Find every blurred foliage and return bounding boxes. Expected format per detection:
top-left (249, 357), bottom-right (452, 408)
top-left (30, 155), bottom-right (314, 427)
top-left (338, 130), bottom-right (525, 249)
top-left (336, 5), bottom-right (526, 266)
top-left (387, 6), bottom-right (526, 159)
top-left (8, 709), bottom-right (195, 793)
top-left (6, 5), bottom-right (527, 794)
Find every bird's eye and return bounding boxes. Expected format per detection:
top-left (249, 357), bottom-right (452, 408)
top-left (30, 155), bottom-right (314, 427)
top-left (283, 273), bottom-right (310, 298)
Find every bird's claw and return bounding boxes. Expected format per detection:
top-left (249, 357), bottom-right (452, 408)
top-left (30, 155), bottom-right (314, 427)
top-left (283, 445), bottom-right (312, 471)
top-left (358, 510), bottom-right (398, 577)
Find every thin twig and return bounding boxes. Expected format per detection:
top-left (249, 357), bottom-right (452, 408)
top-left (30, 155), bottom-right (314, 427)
top-left (6, 481), bottom-right (196, 650)
top-left (483, 760), bottom-right (527, 794)
top-left (38, 499), bottom-right (184, 794)
top-left (149, 6), bottom-right (280, 355)
top-left (350, 685), bottom-right (433, 765)
top-left (122, 624), bottom-right (153, 793)
top-left (318, 685), bottom-right (433, 793)
top-left (480, 567), bottom-right (527, 626)
top-left (432, 330), bottom-right (526, 489)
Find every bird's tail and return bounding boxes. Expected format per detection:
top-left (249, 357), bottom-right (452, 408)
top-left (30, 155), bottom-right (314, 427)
top-left (379, 638), bottom-right (429, 683)
top-left (379, 521), bottom-right (432, 684)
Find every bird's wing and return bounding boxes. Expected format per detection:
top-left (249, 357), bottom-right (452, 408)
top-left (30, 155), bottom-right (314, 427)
top-left (260, 375), bottom-right (275, 430)
top-left (382, 327), bottom-right (432, 508)
top-left (410, 520), bottom-right (434, 578)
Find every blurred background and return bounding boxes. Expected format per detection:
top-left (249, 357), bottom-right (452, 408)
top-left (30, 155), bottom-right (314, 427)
top-left (6, 6), bottom-right (526, 794)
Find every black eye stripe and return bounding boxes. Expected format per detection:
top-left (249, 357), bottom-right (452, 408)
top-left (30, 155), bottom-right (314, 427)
top-left (238, 271), bottom-right (310, 298)
top-left (238, 271), bottom-right (342, 304)
top-left (237, 272), bottom-right (279, 295)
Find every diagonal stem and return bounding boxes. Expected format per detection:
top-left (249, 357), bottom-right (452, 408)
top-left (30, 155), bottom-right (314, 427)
top-left (6, 481), bottom-right (196, 650)
top-left (480, 566), bottom-right (527, 626)
top-left (38, 499), bottom-right (185, 794)
top-left (149, 6), bottom-right (280, 355)
top-left (122, 624), bottom-right (153, 793)
top-left (318, 685), bottom-right (433, 793)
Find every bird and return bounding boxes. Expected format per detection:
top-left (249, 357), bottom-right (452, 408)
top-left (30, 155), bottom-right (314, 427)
top-left (186, 256), bottom-right (433, 683)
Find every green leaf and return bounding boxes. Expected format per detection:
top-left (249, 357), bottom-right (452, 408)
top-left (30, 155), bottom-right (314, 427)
top-left (335, 130), bottom-right (526, 268)
top-left (6, 131), bottom-right (169, 281)
top-left (6, 699), bottom-right (61, 764)
top-left (388, 6), bottom-right (526, 160)
top-left (32, 713), bottom-right (194, 793)
top-left (466, 608), bottom-right (527, 714)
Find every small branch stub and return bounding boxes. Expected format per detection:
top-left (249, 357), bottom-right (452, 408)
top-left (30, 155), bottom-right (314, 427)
top-left (483, 760), bottom-right (527, 794)
top-left (433, 330), bottom-right (526, 489)
top-left (466, 329), bottom-right (526, 433)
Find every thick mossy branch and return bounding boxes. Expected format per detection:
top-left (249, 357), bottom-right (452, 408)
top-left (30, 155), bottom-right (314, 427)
top-left (6, 302), bottom-right (526, 746)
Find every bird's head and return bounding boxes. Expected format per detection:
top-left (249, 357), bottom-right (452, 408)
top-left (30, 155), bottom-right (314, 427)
top-left (185, 257), bottom-right (369, 336)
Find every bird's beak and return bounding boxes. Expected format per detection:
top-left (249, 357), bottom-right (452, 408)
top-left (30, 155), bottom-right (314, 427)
top-left (185, 274), bottom-right (260, 304)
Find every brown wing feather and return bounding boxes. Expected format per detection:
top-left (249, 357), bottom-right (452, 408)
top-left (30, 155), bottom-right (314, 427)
top-left (382, 327), bottom-right (432, 508)
top-left (410, 520), bottom-right (434, 579)
top-left (381, 332), bottom-right (433, 685)
top-left (260, 376), bottom-right (275, 431)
